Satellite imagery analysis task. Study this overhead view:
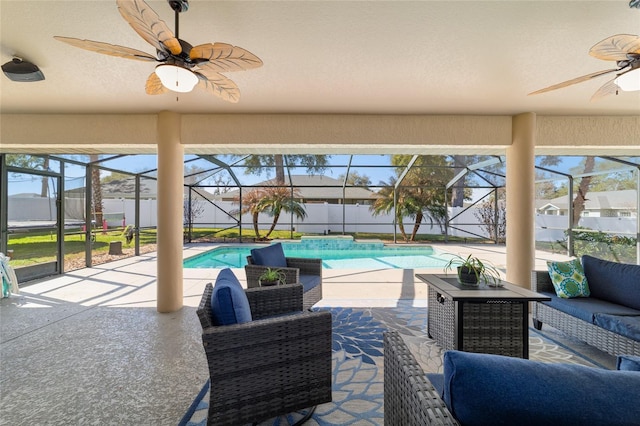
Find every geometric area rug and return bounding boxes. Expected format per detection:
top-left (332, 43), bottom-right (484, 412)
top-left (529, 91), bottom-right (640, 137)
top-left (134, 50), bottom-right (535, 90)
top-left (179, 304), bottom-right (605, 426)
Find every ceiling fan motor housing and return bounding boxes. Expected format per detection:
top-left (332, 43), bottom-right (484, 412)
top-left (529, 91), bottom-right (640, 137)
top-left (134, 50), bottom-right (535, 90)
top-left (168, 0), bottom-right (188, 13)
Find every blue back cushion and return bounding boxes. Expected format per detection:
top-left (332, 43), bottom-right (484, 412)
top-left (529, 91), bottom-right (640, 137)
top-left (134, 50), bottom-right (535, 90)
top-left (442, 350), bottom-right (640, 426)
top-left (250, 243), bottom-right (288, 268)
top-left (210, 268), bottom-right (252, 326)
top-left (617, 355), bottom-right (640, 371)
top-left (594, 314), bottom-right (640, 341)
top-left (582, 255), bottom-right (640, 310)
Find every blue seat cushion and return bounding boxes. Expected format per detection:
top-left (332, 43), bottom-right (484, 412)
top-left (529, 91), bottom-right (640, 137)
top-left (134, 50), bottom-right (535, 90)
top-left (426, 373), bottom-right (444, 397)
top-left (299, 274), bottom-right (321, 292)
top-left (593, 314), bottom-right (640, 341)
top-left (617, 355), bottom-right (640, 371)
top-left (250, 243), bottom-right (288, 268)
top-left (582, 255), bottom-right (640, 310)
top-left (540, 291), bottom-right (640, 323)
top-left (442, 350), bottom-right (640, 426)
top-left (210, 268), bottom-right (252, 326)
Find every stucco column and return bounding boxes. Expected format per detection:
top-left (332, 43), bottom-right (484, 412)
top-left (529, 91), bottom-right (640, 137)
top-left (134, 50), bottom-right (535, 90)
top-left (506, 113), bottom-right (536, 288)
top-left (156, 111), bottom-right (184, 312)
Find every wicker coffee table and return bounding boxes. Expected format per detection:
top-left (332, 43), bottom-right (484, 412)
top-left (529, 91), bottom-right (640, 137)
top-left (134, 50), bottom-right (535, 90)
top-left (416, 274), bottom-right (551, 358)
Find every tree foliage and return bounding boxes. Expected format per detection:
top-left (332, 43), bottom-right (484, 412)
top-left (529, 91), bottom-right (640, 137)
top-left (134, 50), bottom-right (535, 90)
top-left (233, 186), bottom-right (307, 240)
top-left (242, 155), bottom-right (330, 183)
top-left (338, 171), bottom-right (372, 188)
top-left (370, 155), bottom-right (451, 241)
top-left (473, 189), bottom-right (506, 243)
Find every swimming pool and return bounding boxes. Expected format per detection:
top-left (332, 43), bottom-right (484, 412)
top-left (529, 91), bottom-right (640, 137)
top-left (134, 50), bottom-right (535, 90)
top-left (183, 237), bottom-right (452, 270)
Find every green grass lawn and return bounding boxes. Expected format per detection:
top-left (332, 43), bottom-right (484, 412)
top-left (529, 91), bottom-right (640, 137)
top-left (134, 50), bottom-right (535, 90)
top-left (7, 226), bottom-right (486, 267)
top-left (7, 228), bottom-right (157, 267)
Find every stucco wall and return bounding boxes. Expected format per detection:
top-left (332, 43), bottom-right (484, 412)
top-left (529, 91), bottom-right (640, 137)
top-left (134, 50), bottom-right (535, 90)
top-left (3, 113), bottom-right (638, 155)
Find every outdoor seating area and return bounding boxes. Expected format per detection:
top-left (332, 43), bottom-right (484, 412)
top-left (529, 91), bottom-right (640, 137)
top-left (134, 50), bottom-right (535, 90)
top-left (532, 255), bottom-right (640, 357)
top-left (384, 331), bottom-right (640, 426)
top-left (2, 243), bottom-right (632, 425)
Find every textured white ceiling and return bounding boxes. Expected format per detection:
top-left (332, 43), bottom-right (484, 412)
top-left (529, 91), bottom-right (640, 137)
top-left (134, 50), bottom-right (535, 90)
top-left (1, 0), bottom-right (639, 116)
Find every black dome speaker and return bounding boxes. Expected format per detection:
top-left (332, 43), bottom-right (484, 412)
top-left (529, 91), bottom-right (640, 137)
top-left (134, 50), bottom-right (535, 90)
top-left (2, 58), bottom-right (45, 82)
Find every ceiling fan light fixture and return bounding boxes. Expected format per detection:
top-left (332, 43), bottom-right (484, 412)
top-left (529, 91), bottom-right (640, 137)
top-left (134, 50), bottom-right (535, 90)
top-left (155, 64), bottom-right (198, 93)
top-left (614, 68), bottom-right (640, 92)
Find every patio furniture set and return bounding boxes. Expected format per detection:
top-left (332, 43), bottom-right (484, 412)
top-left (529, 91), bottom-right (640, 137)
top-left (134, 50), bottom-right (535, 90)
top-left (384, 330), bottom-right (640, 426)
top-left (386, 255), bottom-right (640, 425)
top-left (195, 245), bottom-right (640, 425)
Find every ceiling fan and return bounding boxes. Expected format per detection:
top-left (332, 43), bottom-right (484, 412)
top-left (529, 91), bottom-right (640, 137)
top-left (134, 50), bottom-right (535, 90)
top-left (54, 0), bottom-right (262, 103)
top-left (528, 34), bottom-right (640, 101)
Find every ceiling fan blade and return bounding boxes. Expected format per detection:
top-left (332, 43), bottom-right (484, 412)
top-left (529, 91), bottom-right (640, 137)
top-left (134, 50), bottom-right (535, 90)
top-left (195, 70), bottom-right (241, 103)
top-left (590, 78), bottom-right (620, 102)
top-left (190, 43), bottom-right (263, 72)
top-left (590, 34), bottom-right (640, 61)
top-left (116, 0), bottom-right (181, 56)
top-left (54, 36), bottom-right (157, 62)
top-left (528, 68), bottom-right (619, 95)
top-left (145, 72), bottom-right (170, 95)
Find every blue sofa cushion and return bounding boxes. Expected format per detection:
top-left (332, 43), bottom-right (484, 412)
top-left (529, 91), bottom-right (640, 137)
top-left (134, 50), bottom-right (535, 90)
top-left (593, 314), bottom-right (640, 341)
top-left (617, 355), bottom-right (640, 371)
top-left (547, 258), bottom-right (590, 298)
top-left (250, 243), bottom-right (288, 268)
top-left (540, 291), bottom-right (640, 323)
top-left (426, 373), bottom-right (444, 397)
top-left (442, 350), bottom-right (640, 426)
top-left (210, 268), bottom-right (252, 326)
top-left (300, 274), bottom-right (321, 292)
top-left (582, 255), bottom-right (640, 310)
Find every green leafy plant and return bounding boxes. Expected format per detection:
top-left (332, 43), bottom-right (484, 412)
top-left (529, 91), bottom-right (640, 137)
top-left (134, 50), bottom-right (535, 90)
top-left (443, 253), bottom-right (501, 286)
top-left (258, 267), bottom-right (286, 286)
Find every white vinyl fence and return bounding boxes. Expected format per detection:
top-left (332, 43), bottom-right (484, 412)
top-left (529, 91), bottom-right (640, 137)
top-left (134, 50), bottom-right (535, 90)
top-left (7, 196), bottom-right (637, 241)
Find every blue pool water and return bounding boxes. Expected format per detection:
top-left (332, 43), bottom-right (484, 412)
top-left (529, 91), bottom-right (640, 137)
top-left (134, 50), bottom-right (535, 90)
top-left (183, 237), bottom-right (451, 270)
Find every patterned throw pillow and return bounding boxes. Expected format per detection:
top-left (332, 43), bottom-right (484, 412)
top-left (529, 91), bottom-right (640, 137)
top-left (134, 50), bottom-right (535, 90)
top-left (547, 259), bottom-right (590, 298)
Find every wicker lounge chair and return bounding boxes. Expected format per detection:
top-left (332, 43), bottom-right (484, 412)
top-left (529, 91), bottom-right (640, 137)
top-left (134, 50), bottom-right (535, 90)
top-left (245, 243), bottom-right (323, 310)
top-left (196, 282), bottom-right (332, 426)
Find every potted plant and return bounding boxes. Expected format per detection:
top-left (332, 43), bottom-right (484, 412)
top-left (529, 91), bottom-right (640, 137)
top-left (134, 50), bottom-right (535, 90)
top-left (443, 253), bottom-right (501, 286)
top-left (258, 267), bottom-right (286, 286)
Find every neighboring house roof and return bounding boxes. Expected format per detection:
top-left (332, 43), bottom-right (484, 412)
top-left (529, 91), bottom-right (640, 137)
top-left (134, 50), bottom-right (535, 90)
top-left (65, 178), bottom-right (159, 199)
top-left (537, 190), bottom-right (637, 212)
top-left (219, 175), bottom-right (377, 202)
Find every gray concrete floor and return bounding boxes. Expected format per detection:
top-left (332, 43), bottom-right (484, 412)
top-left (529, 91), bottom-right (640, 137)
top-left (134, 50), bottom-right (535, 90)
top-left (0, 243), bottom-right (607, 425)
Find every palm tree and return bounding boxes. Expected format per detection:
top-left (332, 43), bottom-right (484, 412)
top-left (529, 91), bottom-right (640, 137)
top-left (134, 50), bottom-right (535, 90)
top-left (234, 186), bottom-right (307, 240)
top-left (370, 177), bottom-right (411, 241)
top-left (234, 188), bottom-right (268, 239)
top-left (397, 155), bottom-right (451, 240)
top-left (370, 156), bottom-right (451, 241)
top-left (89, 154), bottom-right (104, 226)
top-left (260, 187), bottom-right (307, 239)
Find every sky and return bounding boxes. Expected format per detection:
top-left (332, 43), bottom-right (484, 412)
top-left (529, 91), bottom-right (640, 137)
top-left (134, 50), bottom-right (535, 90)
top-left (6, 155), bottom-right (637, 198)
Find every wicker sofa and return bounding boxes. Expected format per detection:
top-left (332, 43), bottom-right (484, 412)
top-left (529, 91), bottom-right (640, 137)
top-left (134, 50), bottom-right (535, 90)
top-left (383, 330), bottom-right (640, 426)
top-left (532, 255), bottom-right (640, 357)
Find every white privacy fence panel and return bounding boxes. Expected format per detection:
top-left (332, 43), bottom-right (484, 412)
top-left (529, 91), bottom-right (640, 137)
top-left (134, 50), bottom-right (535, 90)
top-left (8, 198), bottom-right (638, 241)
top-left (536, 214), bottom-right (638, 242)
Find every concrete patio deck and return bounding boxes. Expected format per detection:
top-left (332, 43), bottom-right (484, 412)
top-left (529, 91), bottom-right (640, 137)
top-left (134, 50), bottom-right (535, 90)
top-left (1, 243), bottom-right (585, 425)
